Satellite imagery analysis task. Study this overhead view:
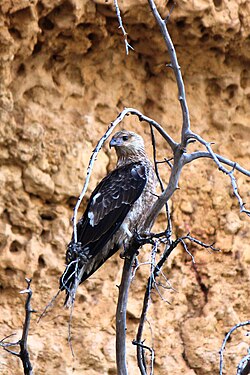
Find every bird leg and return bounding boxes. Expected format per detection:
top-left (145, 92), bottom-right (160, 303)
top-left (120, 238), bottom-right (140, 260)
top-left (66, 242), bottom-right (90, 264)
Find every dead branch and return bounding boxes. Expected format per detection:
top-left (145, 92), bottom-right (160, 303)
top-left (147, 0), bottom-right (191, 145)
top-left (219, 321), bottom-right (250, 375)
top-left (0, 278), bottom-right (34, 375)
top-left (135, 239), bottom-right (180, 374)
top-left (150, 125), bottom-right (172, 237)
top-left (116, 242), bottom-right (139, 375)
top-left (134, 233), bottom-right (221, 374)
top-left (113, 0), bottom-right (134, 54)
top-left (187, 132), bottom-right (250, 216)
top-left (185, 151), bottom-right (250, 178)
top-left (135, 242), bottom-right (158, 375)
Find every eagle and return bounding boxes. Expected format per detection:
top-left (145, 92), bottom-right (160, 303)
top-left (60, 130), bottom-right (157, 306)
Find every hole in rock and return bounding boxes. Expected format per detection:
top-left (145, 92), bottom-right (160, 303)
top-left (38, 255), bottom-right (46, 268)
top-left (17, 63), bottom-right (25, 75)
top-left (200, 33), bottom-right (209, 42)
top-left (9, 27), bottom-right (21, 39)
top-left (78, 295), bottom-right (87, 303)
top-left (52, 54), bottom-right (65, 62)
top-left (40, 212), bottom-right (56, 221)
top-left (39, 16), bottom-right (54, 30)
top-left (213, 0), bottom-right (222, 7)
top-left (88, 32), bottom-right (99, 42)
top-left (213, 34), bottom-right (223, 42)
top-left (32, 41), bottom-right (42, 55)
top-left (10, 240), bottom-right (22, 253)
top-left (176, 19), bottom-right (186, 29)
top-left (226, 84), bottom-right (238, 100)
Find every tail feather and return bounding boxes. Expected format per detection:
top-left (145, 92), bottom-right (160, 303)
top-left (60, 243), bottom-right (120, 307)
top-left (60, 261), bottom-right (81, 307)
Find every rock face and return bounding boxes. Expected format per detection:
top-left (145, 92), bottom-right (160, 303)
top-left (0, 1), bottom-right (249, 374)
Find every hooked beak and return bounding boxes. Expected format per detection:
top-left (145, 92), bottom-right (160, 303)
top-left (109, 138), bottom-right (122, 149)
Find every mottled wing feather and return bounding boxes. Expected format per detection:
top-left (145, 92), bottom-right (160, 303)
top-left (68, 162), bottom-right (147, 260)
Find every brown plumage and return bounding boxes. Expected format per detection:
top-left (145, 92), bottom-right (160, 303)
top-left (60, 130), bottom-right (157, 306)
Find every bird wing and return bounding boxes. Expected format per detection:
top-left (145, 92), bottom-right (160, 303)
top-left (71, 161), bottom-right (148, 258)
top-left (60, 162), bottom-right (149, 296)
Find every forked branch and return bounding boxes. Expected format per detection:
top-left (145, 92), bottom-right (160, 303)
top-left (114, 0), bottom-right (134, 54)
top-left (0, 278), bottom-right (34, 375)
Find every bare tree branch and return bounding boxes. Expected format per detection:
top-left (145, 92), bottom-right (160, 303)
top-left (116, 242), bottom-right (139, 375)
top-left (135, 242), bottom-right (158, 375)
top-left (134, 232), bottom-right (222, 374)
top-left (185, 151), bottom-right (250, 177)
top-left (147, 0), bottom-right (191, 146)
top-left (0, 278), bottom-right (34, 375)
top-left (144, 146), bottom-right (185, 229)
top-left (150, 125), bottom-right (172, 238)
top-left (113, 0), bottom-right (134, 54)
top-left (186, 133), bottom-right (250, 216)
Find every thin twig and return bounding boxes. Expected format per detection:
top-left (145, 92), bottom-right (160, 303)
top-left (182, 234), bottom-right (220, 253)
top-left (150, 125), bottom-right (165, 192)
top-left (37, 289), bottom-right (61, 322)
top-left (113, 0), bottom-right (134, 54)
top-left (164, 1), bottom-right (176, 23)
top-left (132, 340), bottom-right (155, 375)
top-left (136, 243), bottom-right (158, 375)
top-left (68, 304), bottom-right (75, 357)
top-left (185, 151), bottom-right (250, 177)
top-left (185, 134), bottom-right (250, 216)
top-left (180, 238), bottom-right (195, 263)
top-left (150, 125), bottom-right (173, 241)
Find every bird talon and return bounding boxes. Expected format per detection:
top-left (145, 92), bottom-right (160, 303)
top-left (135, 232), bottom-right (154, 246)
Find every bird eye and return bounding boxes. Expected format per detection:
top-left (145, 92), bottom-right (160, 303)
top-left (122, 135), bottom-right (129, 141)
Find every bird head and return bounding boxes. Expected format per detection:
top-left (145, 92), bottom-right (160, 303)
top-left (109, 130), bottom-right (146, 162)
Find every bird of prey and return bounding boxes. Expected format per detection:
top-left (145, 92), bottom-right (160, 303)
top-left (60, 130), bottom-right (157, 306)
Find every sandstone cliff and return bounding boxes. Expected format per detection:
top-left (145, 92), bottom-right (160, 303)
top-left (0, 0), bottom-right (249, 374)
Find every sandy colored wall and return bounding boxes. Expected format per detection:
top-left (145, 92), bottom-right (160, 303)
top-left (0, 0), bottom-right (249, 374)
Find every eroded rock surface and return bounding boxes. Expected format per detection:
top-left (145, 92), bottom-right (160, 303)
top-left (0, 1), bottom-right (249, 374)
